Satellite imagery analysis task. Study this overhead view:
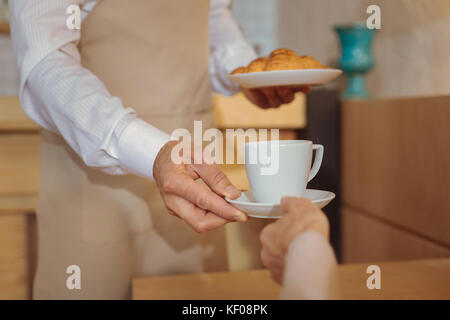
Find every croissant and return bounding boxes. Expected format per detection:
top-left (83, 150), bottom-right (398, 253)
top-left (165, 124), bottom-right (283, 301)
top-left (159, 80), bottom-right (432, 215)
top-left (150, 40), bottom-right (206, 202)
top-left (269, 48), bottom-right (296, 58)
top-left (265, 54), bottom-right (299, 71)
top-left (230, 66), bottom-right (247, 75)
top-left (300, 55), bottom-right (327, 69)
top-left (230, 49), bottom-right (328, 75)
top-left (246, 57), bottom-right (268, 73)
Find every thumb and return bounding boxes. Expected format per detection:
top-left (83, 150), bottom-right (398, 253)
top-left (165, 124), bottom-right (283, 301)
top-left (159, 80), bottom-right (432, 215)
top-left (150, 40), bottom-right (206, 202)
top-left (191, 163), bottom-right (241, 199)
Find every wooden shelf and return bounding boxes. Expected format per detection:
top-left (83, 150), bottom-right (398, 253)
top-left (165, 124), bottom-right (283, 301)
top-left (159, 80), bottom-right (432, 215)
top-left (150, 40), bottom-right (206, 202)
top-left (213, 92), bottom-right (306, 129)
top-left (0, 194), bottom-right (37, 216)
top-left (0, 97), bottom-right (40, 132)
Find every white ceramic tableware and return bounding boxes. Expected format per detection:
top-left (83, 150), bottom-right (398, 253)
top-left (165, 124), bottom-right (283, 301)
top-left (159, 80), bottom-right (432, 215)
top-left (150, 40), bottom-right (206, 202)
top-left (228, 69), bottom-right (342, 89)
top-left (244, 140), bottom-right (323, 204)
top-left (226, 189), bottom-right (335, 219)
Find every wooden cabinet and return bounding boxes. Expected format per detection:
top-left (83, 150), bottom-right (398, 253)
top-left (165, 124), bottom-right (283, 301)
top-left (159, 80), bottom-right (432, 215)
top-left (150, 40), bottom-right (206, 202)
top-left (341, 96), bottom-right (450, 263)
top-left (0, 97), bottom-right (39, 299)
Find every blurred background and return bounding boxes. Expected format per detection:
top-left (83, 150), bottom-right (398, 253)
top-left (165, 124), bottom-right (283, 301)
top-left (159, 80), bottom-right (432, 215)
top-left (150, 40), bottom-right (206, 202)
top-left (232, 0), bottom-right (450, 98)
top-left (0, 0), bottom-right (449, 299)
top-left (3, 0), bottom-right (450, 97)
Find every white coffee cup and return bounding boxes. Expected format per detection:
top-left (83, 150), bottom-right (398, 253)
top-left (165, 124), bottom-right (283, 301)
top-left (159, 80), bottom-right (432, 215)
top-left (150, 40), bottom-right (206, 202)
top-left (244, 140), bottom-right (324, 203)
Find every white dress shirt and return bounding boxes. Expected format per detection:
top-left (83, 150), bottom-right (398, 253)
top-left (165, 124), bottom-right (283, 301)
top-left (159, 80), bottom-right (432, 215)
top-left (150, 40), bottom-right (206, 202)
top-left (9, 0), bottom-right (256, 179)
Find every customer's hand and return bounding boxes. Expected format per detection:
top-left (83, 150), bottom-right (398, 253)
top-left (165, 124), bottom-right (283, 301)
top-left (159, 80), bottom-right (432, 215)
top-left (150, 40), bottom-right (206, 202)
top-left (153, 140), bottom-right (247, 233)
top-left (259, 197), bottom-right (329, 283)
top-left (242, 86), bottom-right (311, 109)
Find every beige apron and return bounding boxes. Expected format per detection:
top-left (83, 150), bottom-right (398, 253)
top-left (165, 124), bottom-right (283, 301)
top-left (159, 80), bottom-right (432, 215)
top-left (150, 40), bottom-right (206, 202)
top-left (33, 0), bottom-right (227, 299)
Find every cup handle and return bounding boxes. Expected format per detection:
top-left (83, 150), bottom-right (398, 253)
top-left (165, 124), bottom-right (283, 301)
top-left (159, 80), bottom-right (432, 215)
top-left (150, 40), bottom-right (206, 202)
top-left (308, 144), bottom-right (324, 182)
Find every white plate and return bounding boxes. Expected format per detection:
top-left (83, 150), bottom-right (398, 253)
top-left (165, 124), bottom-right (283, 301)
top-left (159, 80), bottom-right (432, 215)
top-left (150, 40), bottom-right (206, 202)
top-left (229, 69), bottom-right (342, 89)
top-left (226, 189), bottom-right (335, 219)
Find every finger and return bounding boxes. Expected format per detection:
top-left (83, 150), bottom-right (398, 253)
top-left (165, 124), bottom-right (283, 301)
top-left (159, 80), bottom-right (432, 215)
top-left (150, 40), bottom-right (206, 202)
top-left (173, 177), bottom-right (247, 222)
top-left (276, 87), bottom-right (295, 104)
top-left (280, 196), bottom-right (314, 215)
top-left (292, 85), bottom-right (311, 94)
top-left (262, 87), bottom-right (283, 108)
top-left (260, 223), bottom-right (276, 246)
top-left (260, 234), bottom-right (288, 263)
top-left (191, 164), bottom-right (241, 199)
top-left (261, 250), bottom-right (284, 284)
top-left (260, 248), bottom-right (284, 269)
top-left (167, 195), bottom-right (228, 233)
top-left (300, 86), bottom-right (312, 94)
top-left (260, 249), bottom-right (272, 269)
top-left (270, 270), bottom-right (283, 284)
top-left (280, 196), bottom-right (298, 213)
top-left (260, 225), bottom-right (286, 262)
top-left (167, 209), bottom-right (178, 217)
top-left (247, 88), bottom-right (270, 109)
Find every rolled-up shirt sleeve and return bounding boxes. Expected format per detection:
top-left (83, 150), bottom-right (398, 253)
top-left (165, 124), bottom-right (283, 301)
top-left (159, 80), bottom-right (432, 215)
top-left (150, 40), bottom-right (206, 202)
top-left (209, 0), bottom-right (257, 96)
top-left (9, 0), bottom-right (170, 180)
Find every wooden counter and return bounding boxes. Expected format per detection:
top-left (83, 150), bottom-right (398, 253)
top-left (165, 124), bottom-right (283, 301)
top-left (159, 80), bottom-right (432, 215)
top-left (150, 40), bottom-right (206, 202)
top-left (133, 258), bottom-right (450, 300)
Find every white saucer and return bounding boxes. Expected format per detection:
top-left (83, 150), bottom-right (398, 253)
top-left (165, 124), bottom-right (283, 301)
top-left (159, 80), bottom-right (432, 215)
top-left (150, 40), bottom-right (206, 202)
top-left (228, 69), bottom-right (342, 89)
top-left (226, 189), bottom-right (335, 219)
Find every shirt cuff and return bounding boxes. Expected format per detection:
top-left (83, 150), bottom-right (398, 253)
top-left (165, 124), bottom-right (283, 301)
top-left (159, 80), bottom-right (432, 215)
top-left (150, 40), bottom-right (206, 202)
top-left (114, 116), bottom-right (171, 180)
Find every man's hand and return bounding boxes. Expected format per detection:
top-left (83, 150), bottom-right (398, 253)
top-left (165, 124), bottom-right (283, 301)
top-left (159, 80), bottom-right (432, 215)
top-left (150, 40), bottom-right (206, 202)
top-left (242, 86), bottom-right (311, 109)
top-left (259, 197), bottom-right (329, 283)
top-left (153, 140), bottom-right (247, 233)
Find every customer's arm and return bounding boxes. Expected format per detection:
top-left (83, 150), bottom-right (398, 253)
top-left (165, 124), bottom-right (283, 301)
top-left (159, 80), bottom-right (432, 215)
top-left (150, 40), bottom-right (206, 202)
top-left (260, 197), bottom-right (340, 299)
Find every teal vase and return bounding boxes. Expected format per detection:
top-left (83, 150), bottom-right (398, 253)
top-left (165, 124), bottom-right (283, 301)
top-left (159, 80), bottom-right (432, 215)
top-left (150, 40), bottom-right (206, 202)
top-left (335, 23), bottom-right (376, 99)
